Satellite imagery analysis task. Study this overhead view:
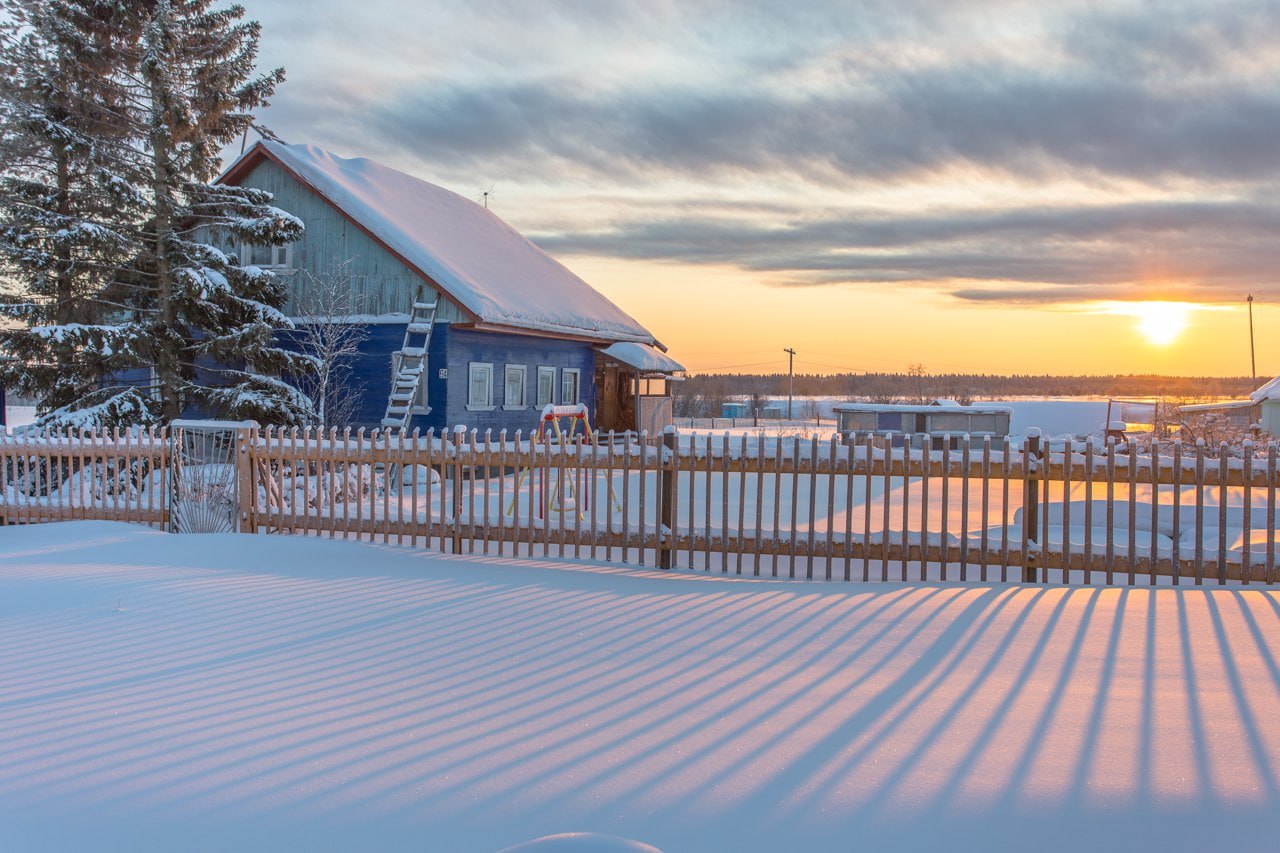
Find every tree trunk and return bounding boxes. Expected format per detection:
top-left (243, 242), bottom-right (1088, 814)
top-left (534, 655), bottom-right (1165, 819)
top-left (149, 104), bottom-right (181, 422)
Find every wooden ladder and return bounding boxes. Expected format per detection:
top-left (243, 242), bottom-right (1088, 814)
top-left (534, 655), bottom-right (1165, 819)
top-left (382, 301), bottom-right (438, 432)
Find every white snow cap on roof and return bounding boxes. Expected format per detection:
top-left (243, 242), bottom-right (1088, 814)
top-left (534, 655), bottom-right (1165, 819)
top-left (599, 342), bottom-right (685, 374)
top-left (240, 142), bottom-right (658, 345)
top-left (1251, 375), bottom-right (1280, 403)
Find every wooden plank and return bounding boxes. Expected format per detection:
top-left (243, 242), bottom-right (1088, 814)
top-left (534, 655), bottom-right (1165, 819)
top-left (1189, 441), bottom-right (1203, 584)
top-left (1269, 443), bottom-right (1277, 585)
top-left (1242, 441), bottom-right (1253, 585)
top-left (960, 435), bottom-right (971, 582)
top-left (825, 436), bottom-right (837, 581)
top-left (1218, 447), bottom-right (1229, 585)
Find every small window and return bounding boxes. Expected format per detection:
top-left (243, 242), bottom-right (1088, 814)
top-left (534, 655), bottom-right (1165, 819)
top-left (504, 364), bottom-right (527, 408)
top-left (536, 366), bottom-right (555, 408)
top-left (468, 362), bottom-right (493, 409)
top-left (561, 368), bottom-right (580, 405)
top-left (240, 242), bottom-right (292, 270)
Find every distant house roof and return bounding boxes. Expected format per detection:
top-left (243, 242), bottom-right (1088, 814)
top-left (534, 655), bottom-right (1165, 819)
top-left (220, 141), bottom-right (662, 348)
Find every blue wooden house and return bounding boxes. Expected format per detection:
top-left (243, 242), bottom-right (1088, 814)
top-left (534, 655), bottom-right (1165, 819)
top-left (218, 142), bottom-right (683, 434)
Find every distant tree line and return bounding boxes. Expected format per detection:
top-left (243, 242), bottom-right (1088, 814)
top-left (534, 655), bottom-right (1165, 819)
top-left (673, 372), bottom-right (1259, 418)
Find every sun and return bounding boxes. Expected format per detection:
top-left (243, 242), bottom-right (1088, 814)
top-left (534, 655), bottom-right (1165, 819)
top-left (1096, 301), bottom-right (1194, 346)
top-left (1132, 301), bottom-right (1191, 346)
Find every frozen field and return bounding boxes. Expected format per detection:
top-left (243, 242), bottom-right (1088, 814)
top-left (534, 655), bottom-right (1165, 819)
top-left (2, 522), bottom-right (1279, 851)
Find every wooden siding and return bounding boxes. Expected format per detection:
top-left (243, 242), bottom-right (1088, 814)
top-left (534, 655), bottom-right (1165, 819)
top-left (440, 328), bottom-right (598, 435)
top-left (293, 324), bottom-right (597, 434)
top-left (235, 159), bottom-right (470, 321)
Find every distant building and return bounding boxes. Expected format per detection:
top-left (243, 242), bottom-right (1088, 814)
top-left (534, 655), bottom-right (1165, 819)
top-left (833, 400), bottom-right (1012, 448)
top-left (1177, 375), bottom-right (1280, 435)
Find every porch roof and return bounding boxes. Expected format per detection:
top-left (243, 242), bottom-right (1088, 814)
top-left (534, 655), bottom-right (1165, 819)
top-left (598, 342), bottom-right (685, 374)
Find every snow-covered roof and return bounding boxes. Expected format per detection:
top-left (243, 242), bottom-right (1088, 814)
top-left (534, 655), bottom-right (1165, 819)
top-left (599, 342), bottom-right (685, 374)
top-left (1178, 399), bottom-right (1256, 413)
top-left (1251, 375), bottom-right (1280, 403)
top-left (832, 402), bottom-right (1013, 416)
top-left (221, 142), bottom-right (659, 346)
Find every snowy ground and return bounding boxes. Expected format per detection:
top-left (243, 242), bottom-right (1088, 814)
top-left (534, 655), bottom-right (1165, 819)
top-left (2, 522), bottom-right (1279, 852)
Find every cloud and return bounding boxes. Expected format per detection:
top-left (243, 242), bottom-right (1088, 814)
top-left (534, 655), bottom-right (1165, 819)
top-left (531, 198), bottom-right (1280, 302)
top-left (243, 0), bottom-right (1280, 306)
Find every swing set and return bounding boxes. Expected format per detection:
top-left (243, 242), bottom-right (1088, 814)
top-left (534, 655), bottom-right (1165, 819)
top-left (507, 404), bottom-right (620, 520)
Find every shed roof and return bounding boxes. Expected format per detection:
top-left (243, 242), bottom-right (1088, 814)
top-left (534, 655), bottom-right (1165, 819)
top-left (833, 402), bottom-right (1013, 416)
top-left (220, 141), bottom-right (661, 347)
top-left (1252, 375), bottom-right (1280, 403)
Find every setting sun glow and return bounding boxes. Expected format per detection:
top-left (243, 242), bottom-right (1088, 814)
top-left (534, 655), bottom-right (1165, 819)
top-left (1097, 301), bottom-right (1196, 347)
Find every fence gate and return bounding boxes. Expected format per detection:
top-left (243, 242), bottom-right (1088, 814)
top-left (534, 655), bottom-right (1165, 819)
top-left (170, 420), bottom-right (252, 534)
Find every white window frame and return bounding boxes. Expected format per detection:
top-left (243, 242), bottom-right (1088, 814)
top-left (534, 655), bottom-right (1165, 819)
top-left (561, 368), bottom-right (581, 405)
top-left (536, 366), bottom-right (555, 408)
top-left (239, 241), bottom-right (293, 270)
top-left (503, 364), bottom-right (527, 410)
top-left (467, 362), bottom-right (494, 411)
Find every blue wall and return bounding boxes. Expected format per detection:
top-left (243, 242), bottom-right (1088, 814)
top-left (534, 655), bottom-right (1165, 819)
top-left (294, 323), bottom-right (598, 434)
top-left (440, 327), bottom-right (597, 436)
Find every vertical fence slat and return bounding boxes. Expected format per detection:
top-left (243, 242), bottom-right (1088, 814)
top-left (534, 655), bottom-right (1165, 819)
top-left (1243, 441), bottom-right (1253, 585)
top-left (921, 435), bottom-right (932, 582)
top-left (959, 435), bottom-right (970, 581)
top-left (1000, 436), bottom-right (1010, 583)
top-left (1194, 441), bottom-right (1205, 585)
top-left (940, 440), bottom-right (950, 582)
top-left (900, 436), bottom-right (911, 581)
top-left (1268, 442), bottom-right (1277, 585)
top-left (1105, 437), bottom-right (1116, 586)
top-left (789, 435), bottom-right (800, 578)
top-left (755, 433), bottom-right (766, 576)
top-left (826, 436), bottom-right (837, 581)
top-left (1218, 445), bottom-right (1229, 585)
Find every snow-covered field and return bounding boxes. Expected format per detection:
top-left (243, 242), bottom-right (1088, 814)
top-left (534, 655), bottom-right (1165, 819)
top-left (2, 522), bottom-right (1279, 852)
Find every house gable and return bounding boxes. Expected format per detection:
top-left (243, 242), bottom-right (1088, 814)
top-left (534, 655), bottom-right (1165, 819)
top-left (222, 142), bottom-right (662, 347)
top-left (229, 157), bottom-right (472, 322)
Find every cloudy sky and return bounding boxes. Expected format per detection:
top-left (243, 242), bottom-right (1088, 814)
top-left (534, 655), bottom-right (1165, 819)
top-left (244, 0), bottom-right (1280, 375)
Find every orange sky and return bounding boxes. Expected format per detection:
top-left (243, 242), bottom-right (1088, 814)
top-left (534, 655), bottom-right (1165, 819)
top-left (569, 256), bottom-right (1268, 377)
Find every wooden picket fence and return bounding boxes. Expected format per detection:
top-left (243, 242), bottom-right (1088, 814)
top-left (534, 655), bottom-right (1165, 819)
top-left (3, 425), bottom-right (1279, 585)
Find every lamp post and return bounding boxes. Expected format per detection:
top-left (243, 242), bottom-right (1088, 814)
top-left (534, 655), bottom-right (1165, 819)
top-left (783, 347), bottom-right (796, 420)
top-left (1248, 294), bottom-right (1257, 381)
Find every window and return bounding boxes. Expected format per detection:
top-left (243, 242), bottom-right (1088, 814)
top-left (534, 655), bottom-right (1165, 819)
top-left (504, 364), bottom-right (527, 409)
top-left (536, 366), bottom-right (555, 408)
top-left (467, 362), bottom-right (494, 410)
top-left (561, 368), bottom-right (580, 405)
top-left (240, 241), bottom-right (292, 270)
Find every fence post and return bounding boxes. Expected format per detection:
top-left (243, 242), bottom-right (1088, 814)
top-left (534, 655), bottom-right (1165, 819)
top-left (235, 423), bottom-right (256, 534)
top-left (659, 427), bottom-right (678, 569)
top-left (451, 425), bottom-right (465, 554)
top-left (1022, 429), bottom-right (1042, 583)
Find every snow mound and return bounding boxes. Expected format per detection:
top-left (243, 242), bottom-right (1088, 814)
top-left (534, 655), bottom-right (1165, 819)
top-left (498, 833), bottom-right (662, 853)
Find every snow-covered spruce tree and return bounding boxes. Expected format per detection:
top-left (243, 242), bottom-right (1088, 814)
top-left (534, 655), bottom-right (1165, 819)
top-left (117, 0), bottom-right (313, 425)
top-left (0, 0), bottom-right (156, 429)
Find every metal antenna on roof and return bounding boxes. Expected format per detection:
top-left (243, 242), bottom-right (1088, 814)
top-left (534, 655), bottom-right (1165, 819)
top-left (479, 186), bottom-right (495, 209)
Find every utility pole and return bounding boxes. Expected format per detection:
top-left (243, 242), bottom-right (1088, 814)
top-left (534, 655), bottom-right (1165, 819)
top-left (783, 347), bottom-right (796, 420)
top-left (1248, 294), bottom-right (1257, 381)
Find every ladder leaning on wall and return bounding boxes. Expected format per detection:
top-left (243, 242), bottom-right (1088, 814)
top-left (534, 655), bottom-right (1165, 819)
top-left (381, 300), bottom-right (438, 431)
